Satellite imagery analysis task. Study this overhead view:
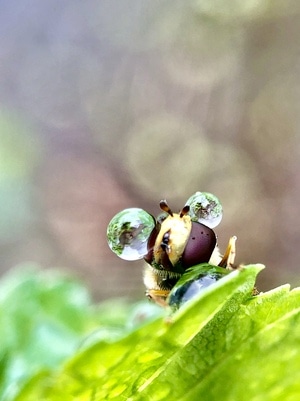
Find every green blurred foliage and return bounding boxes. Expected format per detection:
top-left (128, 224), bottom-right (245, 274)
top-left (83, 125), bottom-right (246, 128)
top-left (0, 112), bottom-right (38, 180)
top-left (0, 112), bottom-right (40, 242)
top-left (3, 264), bottom-right (300, 401)
top-left (0, 266), bottom-right (162, 400)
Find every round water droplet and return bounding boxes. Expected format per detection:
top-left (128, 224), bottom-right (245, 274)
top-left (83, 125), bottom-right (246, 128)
top-left (107, 208), bottom-right (155, 261)
top-left (185, 192), bottom-right (223, 228)
top-left (168, 265), bottom-right (229, 309)
top-left (168, 271), bottom-right (225, 309)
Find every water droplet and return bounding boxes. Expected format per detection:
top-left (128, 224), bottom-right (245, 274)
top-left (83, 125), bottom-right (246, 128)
top-left (168, 266), bottom-right (228, 308)
top-left (185, 192), bottom-right (223, 228)
top-left (169, 273), bottom-right (221, 308)
top-left (107, 208), bottom-right (155, 261)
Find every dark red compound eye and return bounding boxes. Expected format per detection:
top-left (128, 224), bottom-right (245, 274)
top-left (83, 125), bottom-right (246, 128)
top-left (144, 223), bottom-right (160, 265)
top-left (181, 222), bottom-right (216, 269)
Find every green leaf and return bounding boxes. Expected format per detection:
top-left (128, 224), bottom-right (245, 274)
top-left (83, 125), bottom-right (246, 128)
top-left (10, 264), bottom-right (260, 400)
top-left (0, 265), bottom-right (160, 401)
top-left (6, 264), bottom-right (300, 401)
top-left (178, 285), bottom-right (300, 401)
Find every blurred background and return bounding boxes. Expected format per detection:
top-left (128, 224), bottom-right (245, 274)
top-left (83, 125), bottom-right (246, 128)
top-left (0, 0), bottom-right (299, 300)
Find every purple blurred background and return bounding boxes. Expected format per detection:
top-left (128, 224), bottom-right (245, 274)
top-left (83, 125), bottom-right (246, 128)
top-left (0, 0), bottom-right (299, 299)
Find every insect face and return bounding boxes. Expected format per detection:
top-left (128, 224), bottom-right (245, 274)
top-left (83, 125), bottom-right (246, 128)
top-left (147, 209), bottom-right (192, 272)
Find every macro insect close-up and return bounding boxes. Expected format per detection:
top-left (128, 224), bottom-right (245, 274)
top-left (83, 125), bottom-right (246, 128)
top-left (107, 191), bottom-right (238, 308)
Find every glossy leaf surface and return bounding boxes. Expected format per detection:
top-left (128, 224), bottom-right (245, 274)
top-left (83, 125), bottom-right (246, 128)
top-left (3, 264), bottom-right (300, 401)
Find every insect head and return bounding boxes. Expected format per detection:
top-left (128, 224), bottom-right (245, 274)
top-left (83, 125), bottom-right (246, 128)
top-left (107, 192), bottom-right (236, 307)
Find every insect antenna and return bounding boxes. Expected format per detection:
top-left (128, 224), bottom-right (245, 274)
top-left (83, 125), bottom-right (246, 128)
top-left (180, 205), bottom-right (190, 217)
top-left (160, 200), bottom-right (173, 216)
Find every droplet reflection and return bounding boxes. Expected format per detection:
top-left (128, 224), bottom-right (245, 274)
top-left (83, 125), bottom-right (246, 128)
top-left (106, 208), bottom-right (155, 261)
top-left (185, 192), bottom-right (223, 228)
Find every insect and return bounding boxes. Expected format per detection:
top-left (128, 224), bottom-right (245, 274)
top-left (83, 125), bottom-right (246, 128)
top-left (107, 192), bottom-right (237, 307)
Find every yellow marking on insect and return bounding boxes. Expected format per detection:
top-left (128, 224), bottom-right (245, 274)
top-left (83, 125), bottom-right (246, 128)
top-left (218, 236), bottom-right (237, 268)
top-left (153, 213), bottom-right (192, 266)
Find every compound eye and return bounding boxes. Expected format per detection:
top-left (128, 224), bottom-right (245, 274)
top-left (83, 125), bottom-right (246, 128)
top-left (181, 222), bottom-right (217, 268)
top-left (107, 208), bottom-right (155, 261)
top-left (185, 192), bottom-right (223, 228)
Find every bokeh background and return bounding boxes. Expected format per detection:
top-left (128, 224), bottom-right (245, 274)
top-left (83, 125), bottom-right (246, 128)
top-left (0, 0), bottom-right (299, 300)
